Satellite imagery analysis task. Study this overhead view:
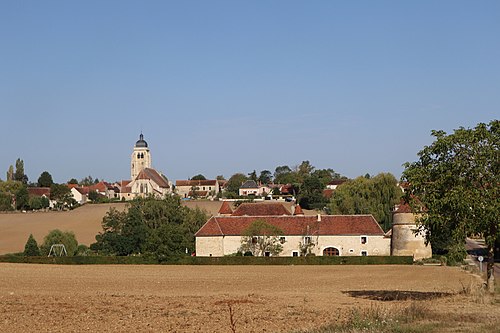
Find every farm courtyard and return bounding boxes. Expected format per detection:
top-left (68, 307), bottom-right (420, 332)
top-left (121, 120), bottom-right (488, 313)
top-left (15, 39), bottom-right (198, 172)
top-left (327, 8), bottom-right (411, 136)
top-left (1, 264), bottom-right (499, 332)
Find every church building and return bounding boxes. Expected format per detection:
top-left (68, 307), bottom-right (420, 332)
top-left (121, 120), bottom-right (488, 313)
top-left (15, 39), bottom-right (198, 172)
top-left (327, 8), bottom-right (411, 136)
top-left (119, 134), bottom-right (172, 200)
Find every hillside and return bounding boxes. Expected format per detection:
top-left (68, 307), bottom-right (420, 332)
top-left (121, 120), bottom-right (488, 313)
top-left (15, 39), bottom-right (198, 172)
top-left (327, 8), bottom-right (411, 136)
top-left (0, 201), bottom-right (311, 254)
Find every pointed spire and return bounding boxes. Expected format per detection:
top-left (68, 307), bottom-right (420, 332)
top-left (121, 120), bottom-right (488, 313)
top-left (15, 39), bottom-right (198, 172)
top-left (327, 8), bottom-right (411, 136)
top-left (218, 201), bottom-right (233, 215)
top-left (294, 204), bottom-right (304, 216)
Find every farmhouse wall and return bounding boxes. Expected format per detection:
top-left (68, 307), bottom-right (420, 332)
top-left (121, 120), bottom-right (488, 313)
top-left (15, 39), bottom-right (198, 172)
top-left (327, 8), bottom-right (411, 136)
top-left (196, 234), bottom-right (391, 257)
top-left (196, 237), bottom-right (224, 257)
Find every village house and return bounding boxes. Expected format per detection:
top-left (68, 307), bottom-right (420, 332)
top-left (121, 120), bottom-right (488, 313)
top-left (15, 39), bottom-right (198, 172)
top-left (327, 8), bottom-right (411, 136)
top-left (175, 179), bottom-right (220, 199)
top-left (70, 186), bottom-right (89, 205)
top-left (238, 180), bottom-right (272, 197)
top-left (27, 187), bottom-right (56, 208)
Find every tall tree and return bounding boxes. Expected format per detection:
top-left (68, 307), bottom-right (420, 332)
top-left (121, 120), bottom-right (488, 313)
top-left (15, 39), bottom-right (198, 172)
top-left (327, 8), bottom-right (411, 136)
top-left (225, 173), bottom-right (248, 196)
top-left (14, 158), bottom-right (28, 184)
top-left (68, 178), bottom-right (78, 185)
top-left (299, 174), bottom-right (328, 210)
top-left (37, 171), bottom-right (54, 187)
top-left (248, 170), bottom-right (258, 183)
top-left (258, 170), bottom-right (273, 185)
top-left (191, 174), bottom-right (206, 180)
top-left (402, 120), bottom-right (499, 292)
top-left (6, 165), bottom-right (14, 181)
top-left (328, 173), bottom-right (402, 231)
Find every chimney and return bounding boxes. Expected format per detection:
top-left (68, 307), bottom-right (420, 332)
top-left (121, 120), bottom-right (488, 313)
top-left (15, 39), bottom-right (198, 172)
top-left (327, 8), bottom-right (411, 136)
top-left (317, 214), bottom-right (321, 222)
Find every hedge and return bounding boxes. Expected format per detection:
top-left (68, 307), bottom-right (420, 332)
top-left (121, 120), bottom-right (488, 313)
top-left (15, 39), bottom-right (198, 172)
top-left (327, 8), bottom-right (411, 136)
top-left (0, 255), bottom-right (413, 265)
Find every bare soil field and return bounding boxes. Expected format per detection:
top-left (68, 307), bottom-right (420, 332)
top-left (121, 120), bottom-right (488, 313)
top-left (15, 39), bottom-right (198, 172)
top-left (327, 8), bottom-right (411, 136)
top-left (1, 264), bottom-right (498, 332)
top-left (0, 201), bottom-right (309, 254)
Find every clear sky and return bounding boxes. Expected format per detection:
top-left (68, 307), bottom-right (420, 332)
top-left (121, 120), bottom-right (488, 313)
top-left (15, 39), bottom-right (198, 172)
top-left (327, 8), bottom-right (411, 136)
top-left (1, 1), bottom-right (498, 184)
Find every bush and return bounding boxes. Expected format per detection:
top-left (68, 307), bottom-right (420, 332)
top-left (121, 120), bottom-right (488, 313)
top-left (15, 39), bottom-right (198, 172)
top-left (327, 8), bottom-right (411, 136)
top-left (40, 229), bottom-right (79, 256)
top-left (0, 255), bottom-right (414, 265)
top-left (23, 234), bottom-right (40, 256)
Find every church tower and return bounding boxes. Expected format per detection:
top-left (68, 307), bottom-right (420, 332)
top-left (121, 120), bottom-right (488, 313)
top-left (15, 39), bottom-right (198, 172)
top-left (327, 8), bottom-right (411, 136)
top-left (131, 133), bottom-right (152, 180)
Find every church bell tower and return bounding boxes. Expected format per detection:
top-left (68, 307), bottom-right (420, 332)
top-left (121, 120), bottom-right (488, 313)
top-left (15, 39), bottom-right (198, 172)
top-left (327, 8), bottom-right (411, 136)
top-left (131, 133), bottom-right (152, 180)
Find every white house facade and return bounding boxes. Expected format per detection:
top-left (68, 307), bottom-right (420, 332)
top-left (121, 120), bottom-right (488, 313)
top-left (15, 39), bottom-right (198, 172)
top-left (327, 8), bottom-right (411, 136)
top-left (195, 215), bottom-right (391, 257)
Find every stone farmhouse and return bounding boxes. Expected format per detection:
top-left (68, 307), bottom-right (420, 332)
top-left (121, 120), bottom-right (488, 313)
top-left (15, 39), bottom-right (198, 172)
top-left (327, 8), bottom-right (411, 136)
top-left (195, 202), bottom-right (431, 259)
top-left (195, 202), bottom-right (392, 257)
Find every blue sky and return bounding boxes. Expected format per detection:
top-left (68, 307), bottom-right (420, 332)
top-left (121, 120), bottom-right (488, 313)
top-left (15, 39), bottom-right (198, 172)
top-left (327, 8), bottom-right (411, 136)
top-left (1, 1), bottom-right (498, 183)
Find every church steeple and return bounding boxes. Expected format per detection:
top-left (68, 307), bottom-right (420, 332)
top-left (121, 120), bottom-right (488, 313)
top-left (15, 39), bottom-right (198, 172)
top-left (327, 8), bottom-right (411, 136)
top-left (131, 133), bottom-right (151, 180)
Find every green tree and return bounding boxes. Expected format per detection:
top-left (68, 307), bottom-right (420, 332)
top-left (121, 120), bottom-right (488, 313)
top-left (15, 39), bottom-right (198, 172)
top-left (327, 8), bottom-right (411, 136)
top-left (258, 170), bottom-right (273, 184)
top-left (225, 173), bottom-right (248, 196)
top-left (216, 175), bottom-right (225, 180)
top-left (0, 180), bottom-right (23, 210)
top-left (299, 174), bottom-right (328, 210)
top-left (239, 219), bottom-right (284, 256)
top-left (80, 175), bottom-right (95, 186)
top-left (37, 171), bottom-right (54, 187)
top-left (296, 160), bottom-right (315, 183)
top-left (274, 165), bottom-right (293, 184)
top-left (68, 178), bottom-right (79, 185)
top-left (15, 185), bottom-right (29, 210)
top-left (14, 158), bottom-right (28, 184)
top-left (91, 196), bottom-right (208, 257)
top-left (248, 170), bottom-right (258, 183)
top-left (191, 174), bottom-right (206, 180)
top-left (50, 183), bottom-right (76, 210)
top-left (40, 229), bottom-right (79, 256)
top-left (6, 165), bottom-right (14, 181)
top-left (328, 173), bottom-right (402, 231)
top-left (402, 120), bottom-right (499, 292)
top-left (23, 234), bottom-right (41, 256)
top-left (28, 196), bottom-right (50, 210)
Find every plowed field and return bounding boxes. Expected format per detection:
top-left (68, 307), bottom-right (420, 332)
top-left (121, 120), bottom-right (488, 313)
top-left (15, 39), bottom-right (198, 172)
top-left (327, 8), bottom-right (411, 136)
top-left (1, 264), bottom-right (497, 332)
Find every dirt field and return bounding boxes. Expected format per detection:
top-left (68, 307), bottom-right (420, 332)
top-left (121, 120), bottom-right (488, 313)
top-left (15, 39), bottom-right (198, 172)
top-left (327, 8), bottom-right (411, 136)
top-left (0, 201), bottom-right (308, 255)
top-left (1, 264), bottom-right (498, 332)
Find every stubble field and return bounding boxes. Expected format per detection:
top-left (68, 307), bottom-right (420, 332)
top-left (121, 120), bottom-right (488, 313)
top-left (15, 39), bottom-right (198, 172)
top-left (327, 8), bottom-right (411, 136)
top-left (1, 264), bottom-right (499, 332)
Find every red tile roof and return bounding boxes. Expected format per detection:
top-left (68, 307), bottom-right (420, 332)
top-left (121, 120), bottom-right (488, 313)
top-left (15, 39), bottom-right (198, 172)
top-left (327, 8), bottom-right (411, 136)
top-left (218, 201), bottom-right (233, 215)
top-left (176, 180), bottom-right (217, 186)
top-left (231, 203), bottom-right (291, 216)
top-left (27, 187), bottom-right (51, 197)
top-left (323, 189), bottom-right (334, 198)
top-left (328, 179), bottom-right (348, 186)
top-left (136, 168), bottom-right (170, 188)
top-left (195, 215), bottom-right (384, 237)
top-left (73, 187), bottom-right (90, 195)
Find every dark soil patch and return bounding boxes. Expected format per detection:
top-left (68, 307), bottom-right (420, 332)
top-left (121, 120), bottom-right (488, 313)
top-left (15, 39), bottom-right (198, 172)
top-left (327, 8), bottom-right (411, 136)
top-left (343, 290), bottom-right (453, 301)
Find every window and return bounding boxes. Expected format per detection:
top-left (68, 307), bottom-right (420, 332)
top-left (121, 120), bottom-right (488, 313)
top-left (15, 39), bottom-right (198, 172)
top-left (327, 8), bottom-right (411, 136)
top-left (323, 247), bottom-right (340, 256)
top-left (279, 236), bottom-right (286, 244)
top-left (251, 237), bottom-right (258, 244)
top-left (264, 251), bottom-right (271, 257)
top-left (361, 251), bottom-right (368, 256)
top-left (304, 236), bottom-right (312, 245)
top-left (349, 249), bottom-right (354, 254)
top-left (361, 236), bottom-right (367, 244)
top-left (292, 251), bottom-right (299, 257)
